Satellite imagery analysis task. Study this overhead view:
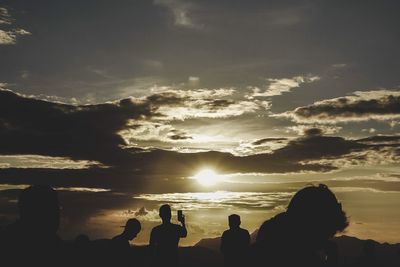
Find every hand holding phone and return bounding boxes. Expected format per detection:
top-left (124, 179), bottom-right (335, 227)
top-left (177, 210), bottom-right (185, 223)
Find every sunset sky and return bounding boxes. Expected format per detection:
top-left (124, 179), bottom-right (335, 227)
top-left (0, 0), bottom-right (399, 245)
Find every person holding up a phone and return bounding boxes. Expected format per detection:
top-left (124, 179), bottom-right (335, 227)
top-left (149, 204), bottom-right (187, 266)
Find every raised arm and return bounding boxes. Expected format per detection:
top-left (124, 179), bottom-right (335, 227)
top-left (178, 215), bottom-right (187, 238)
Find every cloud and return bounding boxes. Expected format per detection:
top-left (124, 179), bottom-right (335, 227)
top-left (138, 88), bottom-right (267, 120)
top-left (274, 90), bottom-right (400, 124)
top-left (331, 173), bottom-right (400, 183)
top-left (306, 146), bottom-right (400, 169)
top-left (286, 125), bottom-right (342, 136)
top-left (120, 121), bottom-right (192, 143)
top-left (0, 89), bottom-right (154, 165)
top-left (134, 206), bottom-right (149, 216)
top-left (331, 63), bottom-right (347, 68)
top-left (0, 155), bottom-right (100, 169)
top-left (55, 187), bottom-right (110, 193)
top-left (0, 29), bottom-right (31, 45)
top-left (0, 7), bottom-right (31, 45)
top-left (1, 88), bottom-right (400, 191)
top-left (252, 138), bottom-right (288, 146)
top-left (153, 0), bottom-right (201, 29)
top-left (330, 187), bottom-right (400, 194)
top-left (0, 7), bottom-right (12, 25)
top-left (0, 88), bottom-right (263, 170)
top-left (248, 75), bottom-right (320, 98)
top-left (0, 133), bottom-right (399, 191)
top-left (356, 135), bottom-right (400, 145)
top-left (134, 191), bottom-right (293, 210)
top-left (302, 135), bottom-right (400, 169)
top-left (233, 138), bottom-right (290, 156)
top-left (188, 76), bottom-right (200, 86)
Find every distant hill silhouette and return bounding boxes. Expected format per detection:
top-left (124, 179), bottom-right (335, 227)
top-left (196, 230), bottom-right (258, 252)
top-left (195, 232), bottom-right (400, 267)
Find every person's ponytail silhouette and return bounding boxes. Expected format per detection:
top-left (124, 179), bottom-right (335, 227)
top-left (220, 214), bottom-right (250, 267)
top-left (254, 184), bottom-right (348, 267)
top-left (149, 204), bottom-right (187, 266)
top-left (0, 185), bottom-right (64, 266)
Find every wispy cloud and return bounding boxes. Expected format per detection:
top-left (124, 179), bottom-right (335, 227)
top-left (331, 186), bottom-right (400, 194)
top-left (134, 191), bottom-right (293, 210)
top-left (247, 75), bottom-right (320, 98)
top-left (55, 187), bottom-right (111, 193)
top-left (0, 7), bottom-right (12, 25)
top-left (0, 155), bottom-right (101, 169)
top-left (119, 121), bottom-right (193, 144)
top-left (154, 0), bottom-right (202, 29)
top-left (0, 7), bottom-right (30, 45)
top-left (133, 87), bottom-right (268, 120)
top-left (0, 29), bottom-right (31, 45)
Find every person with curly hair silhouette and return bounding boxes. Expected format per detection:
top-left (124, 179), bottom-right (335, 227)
top-left (254, 184), bottom-right (349, 267)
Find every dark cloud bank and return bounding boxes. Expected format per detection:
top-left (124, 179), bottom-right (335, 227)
top-left (276, 90), bottom-right (400, 123)
top-left (1, 90), bottom-right (400, 191)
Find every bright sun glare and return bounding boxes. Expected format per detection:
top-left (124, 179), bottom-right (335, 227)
top-left (194, 169), bottom-right (219, 186)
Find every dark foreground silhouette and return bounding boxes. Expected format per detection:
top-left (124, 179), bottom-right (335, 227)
top-left (1, 184), bottom-right (399, 267)
top-left (0, 185), bottom-right (66, 266)
top-left (253, 184), bottom-right (349, 267)
top-left (220, 214), bottom-right (250, 267)
top-left (149, 204), bottom-right (187, 266)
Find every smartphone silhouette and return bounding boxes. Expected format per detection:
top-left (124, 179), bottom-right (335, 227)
top-left (177, 210), bottom-right (183, 221)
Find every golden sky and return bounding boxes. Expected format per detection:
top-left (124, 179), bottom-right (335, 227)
top-left (0, 0), bottom-right (399, 244)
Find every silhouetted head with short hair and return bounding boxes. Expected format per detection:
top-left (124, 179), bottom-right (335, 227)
top-left (159, 204), bottom-right (172, 223)
top-left (123, 218), bottom-right (141, 240)
top-left (18, 185), bottom-right (60, 236)
top-left (228, 214), bottom-right (241, 229)
top-left (286, 184), bottom-right (348, 247)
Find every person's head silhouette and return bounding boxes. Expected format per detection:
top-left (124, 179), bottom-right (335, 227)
top-left (123, 218), bottom-right (141, 240)
top-left (286, 184), bottom-right (348, 248)
top-left (159, 204), bottom-right (172, 223)
top-left (228, 214), bottom-right (241, 229)
top-left (18, 185), bottom-right (60, 236)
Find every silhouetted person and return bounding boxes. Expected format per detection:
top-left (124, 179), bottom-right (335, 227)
top-left (149, 204), bottom-right (187, 266)
top-left (220, 214), bottom-right (250, 267)
top-left (0, 185), bottom-right (65, 266)
top-left (112, 218), bottom-right (141, 255)
top-left (254, 184), bottom-right (349, 267)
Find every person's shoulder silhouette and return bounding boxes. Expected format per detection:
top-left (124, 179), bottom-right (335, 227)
top-left (109, 218), bottom-right (141, 265)
top-left (220, 214), bottom-right (250, 267)
top-left (112, 218), bottom-right (141, 250)
top-left (0, 184), bottom-right (63, 265)
top-left (254, 184), bottom-right (348, 267)
top-left (149, 204), bottom-right (187, 266)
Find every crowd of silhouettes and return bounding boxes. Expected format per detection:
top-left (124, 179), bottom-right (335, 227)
top-left (2, 183), bottom-right (386, 267)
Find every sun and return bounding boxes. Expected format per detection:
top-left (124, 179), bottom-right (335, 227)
top-left (194, 169), bottom-right (219, 186)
